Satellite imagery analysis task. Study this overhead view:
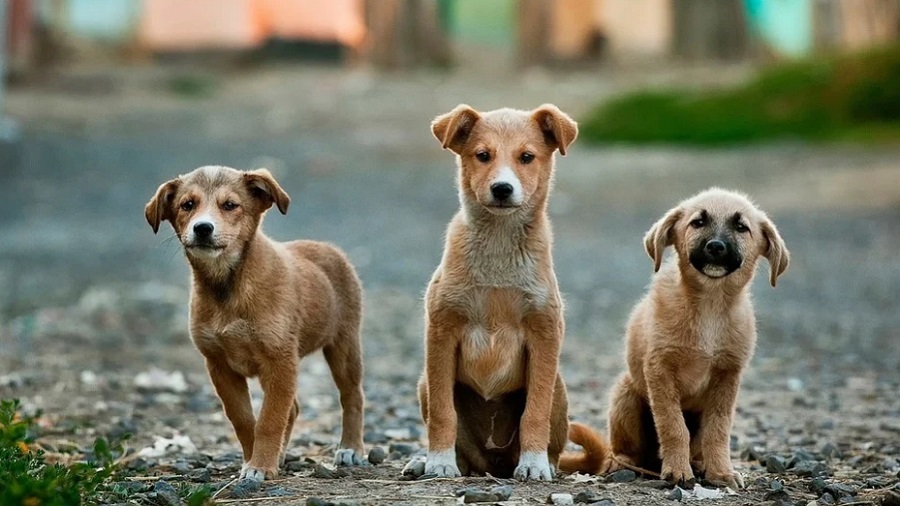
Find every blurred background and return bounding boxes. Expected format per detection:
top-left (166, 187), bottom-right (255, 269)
top-left (0, 0), bottom-right (899, 483)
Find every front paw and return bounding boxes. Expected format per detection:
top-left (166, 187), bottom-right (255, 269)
top-left (334, 448), bottom-right (365, 467)
top-left (240, 462), bottom-right (277, 482)
top-left (706, 469), bottom-right (744, 490)
top-left (661, 459), bottom-right (695, 487)
top-left (513, 451), bottom-right (554, 481)
top-left (423, 450), bottom-right (461, 478)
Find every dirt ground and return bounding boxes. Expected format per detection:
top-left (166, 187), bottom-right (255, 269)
top-left (1, 61), bottom-right (899, 505)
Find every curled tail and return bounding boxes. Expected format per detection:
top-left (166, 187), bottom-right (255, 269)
top-left (558, 422), bottom-right (610, 475)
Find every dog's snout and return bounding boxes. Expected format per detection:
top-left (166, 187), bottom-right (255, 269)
top-left (705, 239), bottom-right (727, 257)
top-left (194, 221), bottom-right (214, 237)
top-left (490, 182), bottom-right (514, 201)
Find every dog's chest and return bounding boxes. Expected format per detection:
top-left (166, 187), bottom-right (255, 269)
top-left (457, 288), bottom-right (529, 400)
top-left (192, 318), bottom-right (261, 377)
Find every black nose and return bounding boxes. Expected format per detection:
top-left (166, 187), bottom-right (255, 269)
top-left (193, 222), bottom-right (214, 237)
top-left (490, 182), bottom-right (514, 201)
top-left (705, 239), bottom-right (726, 257)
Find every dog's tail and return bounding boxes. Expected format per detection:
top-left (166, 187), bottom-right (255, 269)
top-left (558, 422), bottom-right (610, 475)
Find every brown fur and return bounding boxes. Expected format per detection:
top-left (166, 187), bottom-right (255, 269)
top-left (407, 105), bottom-right (577, 481)
top-left (145, 166), bottom-right (366, 481)
top-left (565, 188), bottom-right (788, 487)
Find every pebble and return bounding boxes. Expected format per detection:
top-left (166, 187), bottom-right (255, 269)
top-left (187, 468), bottom-right (211, 483)
top-left (172, 459), bottom-right (192, 473)
top-left (666, 487), bottom-right (683, 501)
top-left (573, 490), bottom-right (597, 503)
top-left (363, 431), bottom-right (388, 444)
top-left (152, 480), bottom-right (183, 506)
top-left (312, 463), bottom-right (346, 479)
top-left (823, 483), bottom-right (855, 499)
top-left (548, 493), bottom-right (574, 506)
top-left (819, 492), bottom-right (836, 505)
top-left (266, 486), bottom-right (294, 497)
top-left (388, 443), bottom-right (416, 456)
top-left (306, 499), bottom-right (330, 506)
top-left (809, 477), bottom-right (827, 495)
top-left (642, 480), bottom-right (673, 489)
top-left (792, 461), bottom-right (828, 477)
top-left (461, 485), bottom-right (513, 503)
top-left (367, 446), bottom-right (386, 465)
top-left (230, 478), bottom-right (261, 499)
top-left (402, 458), bottom-right (425, 477)
top-left (607, 469), bottom-right (637, 483)
top-left (789, 450), bottom-right (817, 466)
top-left (821, 443), bottom-right (842, 459)
top-left (286, 459), bottom-right (315, 472)
top-left (766, 455), bottom-right (787, 473)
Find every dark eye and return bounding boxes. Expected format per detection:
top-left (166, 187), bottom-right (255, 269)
top-left (735, 222), bottom-right (749, 233)
top-left (690, 218), bottom-right (706, 228)
top-left (519, 152), bottom-right (535, 164)
top-left (180, 200), bottom-right (194, 212)
top-left (475, 151), bottom-right (491, 163)
top-left (222, 201), bottom-right (239, 211)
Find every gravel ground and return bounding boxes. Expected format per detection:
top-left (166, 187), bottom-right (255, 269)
top-left (1, 61), bottom-right (899, 505)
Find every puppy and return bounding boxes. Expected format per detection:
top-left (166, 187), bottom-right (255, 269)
top-left (561, 188), bottom-right (788, 489)
top-left (403, 104), bottom-right (580, 481)
top-left (145, 166), bottom-right (366, 481)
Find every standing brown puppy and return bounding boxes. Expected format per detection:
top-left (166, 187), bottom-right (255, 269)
top-left (403, 104), bottom-right (579, 481)
top-left (145, 166), bottom-right (366, 482)
top-left (564, 188), bottom-right (789, 488)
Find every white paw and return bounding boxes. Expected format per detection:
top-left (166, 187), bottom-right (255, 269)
top-left (513, 451), bottom-right (554, 481)
top-left (402, 455), bottom-right (426, 477)
top-left (333, 448), bottom-right (364, 467)
top-left (424, 449), bottom-right (461, 478)
top-left (239, 464), bottom-right (267, 482)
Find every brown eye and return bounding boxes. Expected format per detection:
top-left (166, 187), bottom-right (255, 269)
top-left (475, 151), bottom-right (491, 163)
top-left (180, 200), bottom-right (194, 212)
top-left (735, 222), bottom-right (749, 233)
top-left (520, 152), bottom-right (535, 164)
top-left (690, 218), bottom-right (705, 228)
top-left (222, 201), bottom-right (239, 211)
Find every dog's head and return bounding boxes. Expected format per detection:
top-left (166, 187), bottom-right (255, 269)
top-left (145, 165), bottom-right (290, 266)
top-left (644, 188), bottom-right (789, 287)
top-left (431, 104), bottom-right (577, 216)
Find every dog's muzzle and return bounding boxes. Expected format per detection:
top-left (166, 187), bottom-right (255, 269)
top-left (689, 238), bottom-right (742, 278)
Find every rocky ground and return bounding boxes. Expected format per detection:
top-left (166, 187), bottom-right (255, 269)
top-left (1, 60), bottom-right (899, 505)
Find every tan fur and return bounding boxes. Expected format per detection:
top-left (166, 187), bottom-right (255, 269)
top-left (601, 188), bottom-right (789, 489)
top-left (145, 166), bottom-right (365, 481)
top-left (412, 104), bottom-right (577, 481)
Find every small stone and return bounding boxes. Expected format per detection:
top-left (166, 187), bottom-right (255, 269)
top-left (490, 486), bottom-right (513, 501)
top-left (821, 443), bottom-right (842, 460)
top-left (789, 451), bottom-right (817, 467)
top-left (809, 477), bottom-right (827, 495)
top-left (667, 487), bottom-right (684, 501)
top-left (312, 463), bottom-right (345, 479)
top-left (770, 479), bottom-right (785, 492)
top-left (591, 501), bottom-right (615, 506)
top-left (819, 492), bottom-right (836, 505)
top-left (368, 447), bottom-right (386, 465)
top-left (286, 460), bottom-right (314, 472)
top-left (388, 443), bottom-right (416, 456)
top-left (172, 460), bottom-right (192, 473)
top-left (881, 491), bottom-right (900, 506)
top-left (607, 469), bottom-right (637, 483)
top-left (642, 480), bottom-right (673, 489)
top-left (462, 489), bottom-right (498, 503)
top-left (333, 502), bottom-right (360, 506)
top-left (153, 481), bottom-right (183, 506)
top-left (744, 446), bottom-right (766, 463)
top-left (793, 461), bottom-right (828, 477)
top-left (548, 493), bottom-right (574, 506)
top-left (766, 455), bottom-right (787, 473)
top-left (402, 458), bottom-right (426, 477)
top-left (188, 468), bottom-right (211, 483)
top-left (127, 457), bottom-right (149, 471)
top-left (823, 483), bottom-right (855, 499)
top-left (363, 431), bottom-right (387, 444)
top-left (461, 485), bottom-right (513, 503)
top-left (115, 481), bottom-right (149, 494)
top-left (763, 487), bottom-right (790, 503)
top-left (230, 478), bottom-right (261, 499)
top-left (574, 491), bottom-right (597, 503)
top-left (306, 499), bottom-right (331, 506)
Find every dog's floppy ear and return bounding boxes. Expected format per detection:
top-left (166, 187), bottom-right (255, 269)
top-left (244, 168), bottom-right (290, 215)
top-left (644, 206), bottom-right (682, 272)
top-left (532, 104), bottom-right (578, 156)
top-left (760, 216), bottom-right (789, 287)
top-left (144, 179), bottom-right (181, 234)
top-left (432, 104), bottom-right (481, 154)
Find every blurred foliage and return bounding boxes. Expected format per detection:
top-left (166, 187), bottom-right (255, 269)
top-left (581, 46), bottom-right (900, 145)
top-left (167, 74), bottom-right (218, 99)
top-left (0, 399), bottom-right (214, 505)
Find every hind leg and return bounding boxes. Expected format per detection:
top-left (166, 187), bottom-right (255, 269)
top-left (608, 373), bottom-right (647, 473)
top-left (548, 374), bottom-right (570, 469)
top-left (323, 329), bottom-right (366, 466)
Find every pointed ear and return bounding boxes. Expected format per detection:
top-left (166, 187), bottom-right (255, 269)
top-left (144, 179), bottom-right (181, 234)
top-left (760, 216), bottom-right (789, 287)
top-left (643, 206), bottom-right (682, 272)
top-left (531, 104), bottom-right (578, 156)
top-left (244, 168), bottom-right (290, 215)
top-left (431, 104), bottom-right (481, 154)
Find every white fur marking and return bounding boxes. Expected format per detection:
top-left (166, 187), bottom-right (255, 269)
top-left (493, 166), bottom-right (523, 205)
top-left (514, 451), bottom-right (554, 481)
top-left (424, 449), bottom-right (461, 477)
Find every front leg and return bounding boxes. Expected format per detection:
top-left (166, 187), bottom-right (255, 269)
top-left (644, 358), bottom-right (694, 486)
top-left (700, 369), bottom-right (744, 489)
top-left (515, 312), bottom-right (562, 482)
top-left (423, 312), bottom-right (462, 478)
top-left (243, 359), bottom-right (298, 482)
top-left (206, 359), bottom-right (256, 464)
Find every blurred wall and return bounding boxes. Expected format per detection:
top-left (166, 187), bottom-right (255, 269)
top-left (596, 0), bottom-right (671, 58)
